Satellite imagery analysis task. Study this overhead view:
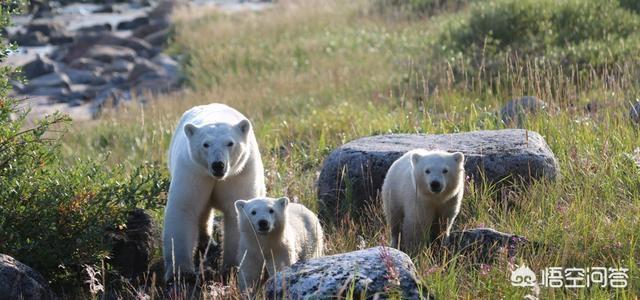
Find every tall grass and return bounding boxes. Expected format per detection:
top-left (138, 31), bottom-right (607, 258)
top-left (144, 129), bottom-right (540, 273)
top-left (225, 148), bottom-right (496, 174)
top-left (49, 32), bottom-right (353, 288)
top-left (61, 0), bottom-right (639, 298)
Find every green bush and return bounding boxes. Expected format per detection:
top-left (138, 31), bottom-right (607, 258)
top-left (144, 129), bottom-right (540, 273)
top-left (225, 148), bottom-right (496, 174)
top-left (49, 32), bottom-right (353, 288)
top-left (0, 4), bottom-right (168, 292)
top-left (0, 97), bottom-right (169, 291)
top-left (438, 0), bottom-right (640, 75)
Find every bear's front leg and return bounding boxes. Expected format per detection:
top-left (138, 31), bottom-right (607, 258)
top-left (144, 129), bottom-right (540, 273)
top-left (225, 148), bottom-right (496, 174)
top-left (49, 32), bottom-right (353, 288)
top-left (237, 250), bottom-right (264, 293)
top-left (265, 248), bottom-right (294, 278)
top-left (222, 212), bottom-right (240, 273)
top-left (163, 174), bottom-right (212, 282)
top-left (389, 215), bottom-right (403, 249)
top-left (402, 209), bottom-right (434, 252)
top-left (442, 211), bottom-right (459, 241)
top-left (163, 206), bottom-right (199, 282)
top-left (440, 196), bottom-right (462, 241)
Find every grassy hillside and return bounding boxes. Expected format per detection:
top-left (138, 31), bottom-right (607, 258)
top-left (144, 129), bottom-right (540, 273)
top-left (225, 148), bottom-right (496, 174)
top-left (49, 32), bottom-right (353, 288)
top-left (58, 0), bottom-right (639, 298)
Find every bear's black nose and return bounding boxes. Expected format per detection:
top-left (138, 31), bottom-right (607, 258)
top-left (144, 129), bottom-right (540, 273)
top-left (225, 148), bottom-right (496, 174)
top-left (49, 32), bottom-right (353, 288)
top-left (430, 181), bottom-right (442, 192)
top-left (211, 161), bottom-right (225, 176)
top-left (257, 220), bottom-right (269, 231)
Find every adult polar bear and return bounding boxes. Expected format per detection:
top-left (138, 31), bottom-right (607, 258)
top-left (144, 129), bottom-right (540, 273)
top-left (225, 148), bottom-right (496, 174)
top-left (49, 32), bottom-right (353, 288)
top-left (163, 103), bottom-right (265, 281)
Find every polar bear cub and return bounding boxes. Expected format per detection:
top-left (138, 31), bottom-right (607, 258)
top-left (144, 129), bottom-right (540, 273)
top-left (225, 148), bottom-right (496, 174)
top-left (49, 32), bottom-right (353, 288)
top-left (235, 197), bottom-right (324, 292)
top-left (382, 149), bottom-right (465, 252)
top-left (163, 103), bottom-right (266, 282)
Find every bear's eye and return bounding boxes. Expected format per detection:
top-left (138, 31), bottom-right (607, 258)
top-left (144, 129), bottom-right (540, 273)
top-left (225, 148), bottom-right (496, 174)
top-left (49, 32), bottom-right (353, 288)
top-left (442, 169), bottom-right (448, 174)
top-left (425, 169), bottom-right (431, 174)
top-left (269, 208), bottom-right (274, 214)
top-left (203, 143), bottom-right (209, 148)
top-left (227, 141), bottom-right (234, 147)
top-left (251, 211), bottom-right (256, 215)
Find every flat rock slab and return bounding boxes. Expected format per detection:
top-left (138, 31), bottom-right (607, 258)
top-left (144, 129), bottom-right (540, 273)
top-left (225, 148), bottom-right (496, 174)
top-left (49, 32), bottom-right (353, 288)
top-left (0, 254), bottom-right (56, 300)
top-left (317, 129), bottom-right (559, 222)
top-left (444, 228), bottom-right (531, 263)
top-left (265, 246), bottom-right (430, 299)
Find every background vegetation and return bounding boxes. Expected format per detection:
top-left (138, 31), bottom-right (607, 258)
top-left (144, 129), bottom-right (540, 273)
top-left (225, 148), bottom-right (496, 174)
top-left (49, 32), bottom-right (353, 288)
top-left (1, 0), bottom-right (639, 298)
top-left (0, 1), bottom-right (168, 294)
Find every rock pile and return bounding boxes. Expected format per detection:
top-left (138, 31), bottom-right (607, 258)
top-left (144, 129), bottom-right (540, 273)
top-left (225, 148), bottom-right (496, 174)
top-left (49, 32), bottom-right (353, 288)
top-left (7, 0), bottom-right (181, 120)
top-left (0, 254), bottom-right (57, 300)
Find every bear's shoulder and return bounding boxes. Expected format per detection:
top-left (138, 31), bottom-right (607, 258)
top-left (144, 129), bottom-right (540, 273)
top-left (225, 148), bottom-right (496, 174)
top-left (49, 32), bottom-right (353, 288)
top-left (285, 203), bottom-right (320, 232)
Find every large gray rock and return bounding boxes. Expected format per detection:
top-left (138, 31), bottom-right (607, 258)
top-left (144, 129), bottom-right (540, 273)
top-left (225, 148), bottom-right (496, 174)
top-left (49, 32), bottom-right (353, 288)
top-left (10, 31), bottom-right (49, 47)
top-left (27, 86), bottom-right (70, 99)
top-left (23, 19), bottom-right (73, 45)
top-left (0, 254), bottom-right (56, 300)
top-left (444, 228), bottom-right (531, 263)
top-left (47, 31), bottom-right (74, 45)
top-left (132, 20), bottom-right (170, 39)
top-left (83, 45), bottom-right (137, 63)
top-left (128, 57), bottom-right (167, 83)
top-left (77, 23), bottom-right (113, 33)
top-left (61, 67), bottom-right (105, 85)
top-left (104, 59), bottom-right (135, 74)
top-left (68, 58), bottom-right (105, 73)
top-left (317, 129), bottom-right (559, 221)
top-left (21, 55), bottom-right (57, 79)
top-left (25, 19), bottom-right (65, 36)
top-left (500, 96), bottom-right (548, 125)
top-left (152, 53), bottom-right (180, 77)
top-left (58, 33), bottom-right (146, 63)
top-left (26, 72), bottom-right (72, 90)
top-left (265, 247), bottom-right (430, 299)
top-left (92, 34), bottom-right (155, 57)
top-left (116, 16), bottom-right (150, 31)
top-left (143, 28), bottom-right (169, 47)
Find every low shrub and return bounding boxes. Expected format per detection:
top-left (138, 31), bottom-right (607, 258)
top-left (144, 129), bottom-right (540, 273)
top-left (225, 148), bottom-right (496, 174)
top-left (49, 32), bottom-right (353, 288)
top-left (438, 0), bottom-right (640, 77)
top-left (0, 3), bottom-right (168, 292)
top-left (0, 97), bottom-right (169, 291)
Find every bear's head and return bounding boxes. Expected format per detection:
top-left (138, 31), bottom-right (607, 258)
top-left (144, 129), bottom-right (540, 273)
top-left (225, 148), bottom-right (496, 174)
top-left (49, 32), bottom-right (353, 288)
top-left (183, 119), bottom-right (251, 179)
top-left (411, 150), bottom-right (464, 195)
top-left (235, 197), bottom-right (289, 236)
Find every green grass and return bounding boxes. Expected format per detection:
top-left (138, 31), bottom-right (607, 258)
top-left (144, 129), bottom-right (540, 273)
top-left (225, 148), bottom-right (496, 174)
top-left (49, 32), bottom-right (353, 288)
top-left (59, 0), bottom-right (639, 298)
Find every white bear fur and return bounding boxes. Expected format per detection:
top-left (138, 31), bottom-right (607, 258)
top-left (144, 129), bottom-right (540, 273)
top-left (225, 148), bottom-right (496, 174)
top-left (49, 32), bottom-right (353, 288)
top-left (162, 103), bottom-right (265, 281)
top-left (382, 149), bottom-right (464, 252)
top-left (235, 197), bottom-right (324, 292)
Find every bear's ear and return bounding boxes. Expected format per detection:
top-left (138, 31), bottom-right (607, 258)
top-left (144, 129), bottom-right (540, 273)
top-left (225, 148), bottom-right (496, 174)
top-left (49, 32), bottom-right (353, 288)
top-left (235, 199), bottom-right (247, 213)
top-left (410, 152), bottom-right (421, 168)
top-left (236, 119), bottom-right (251, 136)
top-left (184, 123), bottom-right (198, 138)
top-left (452, 152), bottom-right (464, 164)
top-left (276, 197), bottom-right (290, 208)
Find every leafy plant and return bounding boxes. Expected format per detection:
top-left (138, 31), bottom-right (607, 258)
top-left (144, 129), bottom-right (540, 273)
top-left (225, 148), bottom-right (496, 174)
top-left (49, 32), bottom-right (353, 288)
top-left (0, 97), bottom-right (169, 291)
top-left (438, 0), bottom-right (640, 78)
top-left (0, 3), bottom-right (169, 291)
